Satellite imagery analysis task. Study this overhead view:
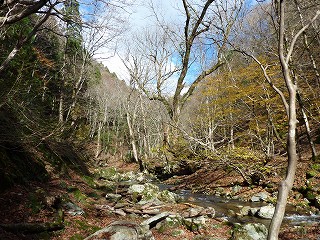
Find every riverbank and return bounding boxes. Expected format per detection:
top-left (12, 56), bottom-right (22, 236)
top-left (0, 166), bottom-right (233, 239)
top-left (164, 152), bottom-right (320, 208)
top-left (1, 155), bottom-right (320, 239)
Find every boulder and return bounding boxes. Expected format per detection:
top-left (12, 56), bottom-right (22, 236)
top-left (256, 205), bottom-right (275, 219)
top-left (117, 171), bottom-right (156, 183)
top-left (128, 184), bottom-right (148, 194)
top-left (239, 206), bottom-right (259, 217)
top-left (251, 192), bottom-right (269, 202)
top-left (135, 172), bottom-right (148, 183)
top-left (182, 206), bottom-right (215, 218)
top-left (204, 207), bottom-right (216, 218)
top-left (154, 214), bottom-right (183, 232)
top-left (158, 190), bottom-right (181, 203)
top-left (141, 212), bottom-right (170, 229)
top-left (249, 207), bottom-right (259, 216)
top-left (128, 183), bottom-right (180, 204)
top-left (84, 221), bottom-right (154, 240)
top-left (99, 167), bottom-right (119, 181)
top-left (233, 223), bottom-right (268, 240)
top-left (136, 171), bottom-right (156, 183)
top-left (239, 206), bottom-right (251, 216)
top-left (163, 215), bottom-right (182, 227)
top-left (183, 216), bottom-right (207, 231)
top-left (63, 202), bottom-right (85, 216)
top-left (105, 193), bottom-right (122, 202)
top-left (182, 206), bottom-right (205, 218)
top-left (99, 168), bottom-right (156, 183)
top-left (119, 171), bottom-right (136, 182)
top-left (232, 185), bottom-right (242, 194)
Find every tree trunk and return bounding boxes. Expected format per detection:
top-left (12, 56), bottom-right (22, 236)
top-left (294, 0), bottom-right (320, 87)
top-left (163, 122), bottom-right (170, 147)
top-left (126, 112), bottom-right (144, 171)
top-left (0, 10), bottom-right (52, 73)
top-left (59, 87), bottom-right (64, 123)
top-left (65, 57), bottom-right (87, 122)
top-left (268, 1), bottom-right (299, 238)
top-left (267, 92), bottom-right (298, 239)
top-left (266, 107), bottom-right (286, 153)
top-left (139, 95), bottom-right (149, 159)
top-left (297, 91), bottom-right (317, 159)
top-left (95, 121), bottom-right (103, 159)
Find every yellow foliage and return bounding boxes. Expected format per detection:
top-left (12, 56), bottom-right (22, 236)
top-left (33, 47), bottom-right (55, 69)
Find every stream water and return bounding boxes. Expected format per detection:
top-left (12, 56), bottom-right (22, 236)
top-left (158, 184), bottom-right (320, 227)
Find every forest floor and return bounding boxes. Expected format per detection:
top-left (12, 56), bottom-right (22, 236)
top-left (0, 149), bottom-right (320, 239)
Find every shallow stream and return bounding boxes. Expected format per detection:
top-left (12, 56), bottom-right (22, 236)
top-left (158, 184), bottom-right (320, 227)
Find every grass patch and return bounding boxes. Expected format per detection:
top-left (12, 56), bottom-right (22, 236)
top-left (70, 233), bottom-right (84, 240)
top-left (72, 188), bottom-right (87, 203)
top-left (75, 219), bottom-right (101, 233)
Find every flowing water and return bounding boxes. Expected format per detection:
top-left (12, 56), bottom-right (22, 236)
top-left (158, 184), bottom-right (320, 226)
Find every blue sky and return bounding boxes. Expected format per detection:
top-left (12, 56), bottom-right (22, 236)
top-left (100, 0), bottom-right (260, 91)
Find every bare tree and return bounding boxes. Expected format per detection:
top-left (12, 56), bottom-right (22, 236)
top-left (237, 0), bottom-right (319, 238)
top-left (0, 2), bottom-right (56, 72)
top-left (0, 0), bottom-right (49, 26)
top-left (0, 0), bottom-right (131, 79)
top-left (267, 2), bottom-right (319, 238)
top-left (86, 62), bottom-right (166, 167)
top-left (121, 0), bottom-right (244, 126)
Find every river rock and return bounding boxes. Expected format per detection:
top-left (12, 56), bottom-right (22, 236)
top-left (182, 206), bottom-right (204, 218)
top-left (181, 206), bottom-right (215, 218)
top-left (128, 183), bottom-right (180, 204)
top-left (117, 171), bottom-right (156, 183)
top-left (141, 212), bottom-right (170, 229)
top-left (99, 167), bottom-right (120, 181)
top-left (105, 193), bottom-right (122, 202)
top-left (135, 172), bottom-right (148, 183)
top-left (232, 185), bottom-right (242, 194)
top-left (164, 215), bottom-right (182, 227)
top-left (154, 214), bottom-right (183, 231)
top-left (249, 207), bottom-right (259, 216)
top-left (205, 207), bottom-right (216, 218)
top-left (257, 205), bottom-right (275, 219)
top-left (84, 221), bottom-right (154, 240)
top-left (239, 206), bottom-right (259, 217)
top-left (128, 184), bottom-right (148, 194)
top-left (251, 192), bottom-right (269, 202)
top-left (239, 206), bottom-right (251, 216)
top-left (136, 171), bottom-right (156, 183)
top-left (63, 202), bottom-right (85, 216)
top-left (158, 189), bottom-right (181, 203)
top-left (119, 171), bottom-right (136, 181)
top-left (233, 223), bottom-right (267, 240)
top-left (183, 215), bottom-right (207, 231)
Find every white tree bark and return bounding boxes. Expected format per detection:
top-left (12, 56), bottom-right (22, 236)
top-left (267, 1), bottom-right (320, 239)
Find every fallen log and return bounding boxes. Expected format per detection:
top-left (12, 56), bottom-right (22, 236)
top-left (123, 208), bottom-right (143, 214)
top-left (141, 209), bottom-right (160, 215)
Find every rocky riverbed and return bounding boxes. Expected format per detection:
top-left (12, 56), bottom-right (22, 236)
top-left (1, 164), bottom-right (320, 239)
